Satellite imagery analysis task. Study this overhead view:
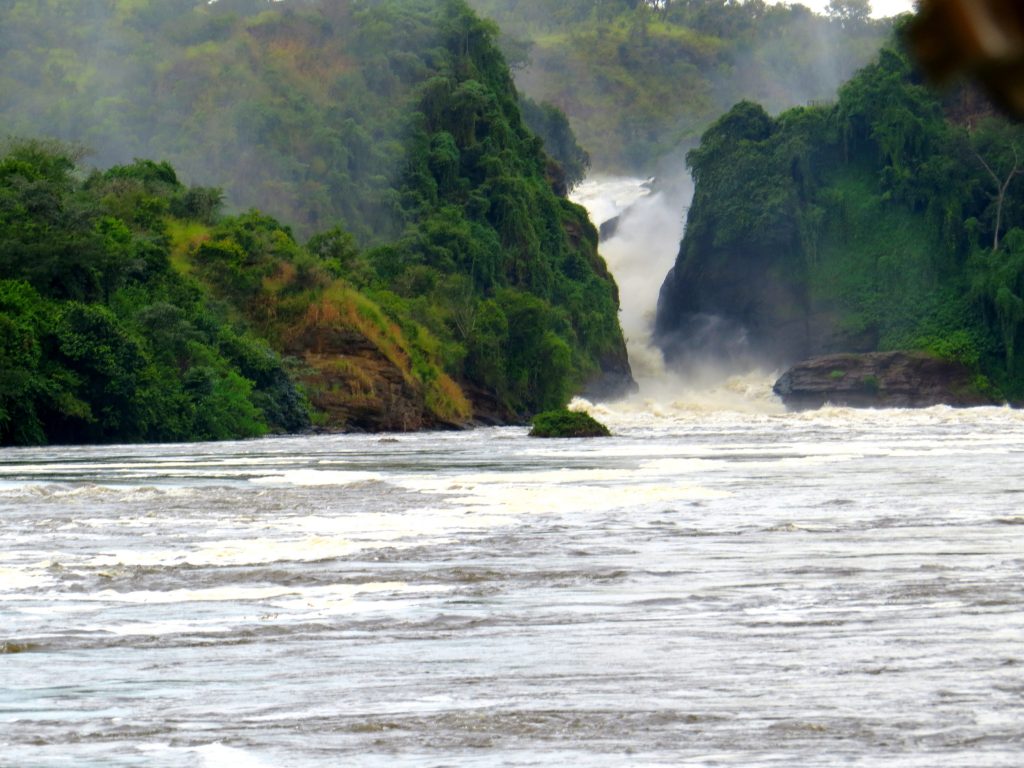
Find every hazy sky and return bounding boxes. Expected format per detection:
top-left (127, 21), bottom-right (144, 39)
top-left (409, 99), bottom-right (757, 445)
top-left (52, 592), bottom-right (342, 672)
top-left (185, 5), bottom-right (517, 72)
top-left (774, 0), bottom-right (916, 18)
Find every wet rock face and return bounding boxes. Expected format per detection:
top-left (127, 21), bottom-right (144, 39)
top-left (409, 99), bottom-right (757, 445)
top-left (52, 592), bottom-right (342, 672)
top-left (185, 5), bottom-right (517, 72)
top-left (773, 351), bottom-right (1000, 410)
top-left (598, 215), bottom-right (620, 242)
top-left (582, 350), bottom-right (639, 402)
top-left (655, 248), bottom-right (826, 371)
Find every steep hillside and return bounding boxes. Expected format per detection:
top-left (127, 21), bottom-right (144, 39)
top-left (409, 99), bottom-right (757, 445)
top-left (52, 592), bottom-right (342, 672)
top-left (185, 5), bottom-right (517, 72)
top-left (0, 0), bottom-right (633, 445)
top-left (655, 28), bottom-right (1024, 401)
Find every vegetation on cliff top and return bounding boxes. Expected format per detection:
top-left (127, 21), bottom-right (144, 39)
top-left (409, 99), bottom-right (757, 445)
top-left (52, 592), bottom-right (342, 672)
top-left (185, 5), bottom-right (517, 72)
top-left (0, 0), bottom-right (631, 445)
top-left (655, 24), bottom-right (1024, 400)
top-left (0, 0), bottom-right (590, 236)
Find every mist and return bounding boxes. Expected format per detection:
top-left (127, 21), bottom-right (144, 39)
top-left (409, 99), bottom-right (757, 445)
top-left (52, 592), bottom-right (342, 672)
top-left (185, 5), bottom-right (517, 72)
top-left (474, 0), bottom-right (895, 403)
top-left (468, 0), bottom-right (890, 176)
top-left (572, 176), bottom-right (687, 383)
top-left (0, 0), bottom-right (415, 240)
top-left (571, 174), bottom-right (785, 414)
top-left (715, 8), bottom-right (887, 116)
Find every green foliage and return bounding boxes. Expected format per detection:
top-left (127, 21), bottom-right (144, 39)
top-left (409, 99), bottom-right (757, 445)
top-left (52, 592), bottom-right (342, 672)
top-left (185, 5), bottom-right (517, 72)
top-left (354, 0), bottom-right (630, 415)
top-left (469, 0), bottom-right (890, 170)
top-left (0, 140), bottom-right (308, 445)
top-left (915, 329), bottom-right (982, 368)
top-left (0, 280), bottom-right (57, 445)
top-left (529, 408), bottom-right (611, 438)
top-left (519, 97), bottom-right (591, 191)
top-left (0, 0), bottom-right (891, 227)
top-left (0, 0), bottom-right (633, 438)
top-left (661, 31), bottom-right (1024, 401)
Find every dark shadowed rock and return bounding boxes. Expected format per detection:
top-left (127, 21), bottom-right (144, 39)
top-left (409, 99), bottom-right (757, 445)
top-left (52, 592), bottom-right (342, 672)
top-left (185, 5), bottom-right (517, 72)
top-left (773, 351), bottom-right (1000, 410)
top-left (598, 215), bottom-right (620, 242)
top-left (582, 354), bottom-right (639, 401)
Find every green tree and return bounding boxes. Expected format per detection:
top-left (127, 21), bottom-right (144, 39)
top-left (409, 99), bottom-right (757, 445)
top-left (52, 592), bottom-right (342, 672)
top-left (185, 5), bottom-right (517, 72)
top-left (828, 0), bottom-right (871, 24)
top-left (969, 118), bottom-right (1024, 252)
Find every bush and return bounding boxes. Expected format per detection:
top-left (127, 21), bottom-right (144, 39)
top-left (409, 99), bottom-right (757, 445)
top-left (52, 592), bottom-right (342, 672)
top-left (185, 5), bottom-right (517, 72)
top-left (529, 408), bottom-right (610, 438)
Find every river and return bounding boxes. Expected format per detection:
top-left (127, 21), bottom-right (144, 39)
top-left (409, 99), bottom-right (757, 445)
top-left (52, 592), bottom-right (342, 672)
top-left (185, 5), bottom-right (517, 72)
top-left (3, 181), bottom-right (1024, 767)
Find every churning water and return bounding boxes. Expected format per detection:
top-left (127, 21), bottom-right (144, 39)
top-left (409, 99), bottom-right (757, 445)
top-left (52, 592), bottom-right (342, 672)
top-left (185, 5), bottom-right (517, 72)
top-left (4, 180), bottom-right (1024, 767)
top-left (4, 402), bottom-right (1024, 767)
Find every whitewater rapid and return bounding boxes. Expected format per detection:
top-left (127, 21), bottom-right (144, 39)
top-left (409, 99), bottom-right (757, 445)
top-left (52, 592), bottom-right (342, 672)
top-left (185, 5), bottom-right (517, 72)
top-left (4, 403), bottom-right (1024, 766)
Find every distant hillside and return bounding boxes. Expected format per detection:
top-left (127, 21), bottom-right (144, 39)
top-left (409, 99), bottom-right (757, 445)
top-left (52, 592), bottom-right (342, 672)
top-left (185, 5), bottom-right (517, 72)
top-left (2, 0), bottom-right (436, 238)
top-left (655, 27), bottom-right (1024, 401)
top-left (468, 0), bottom-right (891, 170)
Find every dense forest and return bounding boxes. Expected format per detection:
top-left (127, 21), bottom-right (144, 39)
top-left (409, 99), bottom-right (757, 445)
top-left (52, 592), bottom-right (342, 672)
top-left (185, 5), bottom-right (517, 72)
top-left (0, 144), bottom-right (310, 444)
top-left (468, 0), bottom-right (890, 170)
top-left (655, 23), bottom-right (1024, 401)
top-left (0, 0), bottom-right (587, 236)
top-left (0, 0), bottom-right (632, 446)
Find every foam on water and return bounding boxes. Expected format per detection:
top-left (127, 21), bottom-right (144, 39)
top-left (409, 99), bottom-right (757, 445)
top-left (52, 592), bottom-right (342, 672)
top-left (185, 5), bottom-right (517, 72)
top-left (19, 582), bottom-right (416, 605)
top-left (194, 743), bottom-right (278, 768)
top-left (3, 412), bottom-right (1024, 765)
top-left (0, 566), bottom-right (43, 591)
top-left (569, 369), bottom-right (787, 436)
top-left (82, 537), bottom-right (361, 568)
top-left (249, 469), bottom-right (383, 486)
top-left (441, 480), bottom-right (731, 516)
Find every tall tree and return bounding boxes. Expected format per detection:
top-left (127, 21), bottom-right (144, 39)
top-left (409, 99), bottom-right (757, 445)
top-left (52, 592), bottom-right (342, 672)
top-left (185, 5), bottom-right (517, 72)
top-left (971, 118), bottom-right (1024, 251)
top-left (828, 0), bottom-right (871, 24)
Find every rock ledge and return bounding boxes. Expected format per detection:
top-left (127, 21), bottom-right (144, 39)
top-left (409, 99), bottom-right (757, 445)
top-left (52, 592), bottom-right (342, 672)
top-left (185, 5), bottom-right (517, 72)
top-left (773, 351), bottom-right (999, 410)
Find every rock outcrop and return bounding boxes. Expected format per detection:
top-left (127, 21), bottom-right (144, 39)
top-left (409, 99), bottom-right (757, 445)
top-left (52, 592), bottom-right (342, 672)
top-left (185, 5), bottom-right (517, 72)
top-left (598, 215), bottom-right (620, 242)
top-left (582, 352), bottom-right (640, 401)
top-left (290, 334), bottom-right (434, 433)
top-left (773, 351), bottom-right (1000, 410)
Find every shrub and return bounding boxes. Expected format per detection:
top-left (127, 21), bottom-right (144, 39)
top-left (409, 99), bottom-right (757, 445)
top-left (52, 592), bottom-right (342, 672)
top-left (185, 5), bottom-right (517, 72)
top-left (529, 408), bottom-right (610, 438)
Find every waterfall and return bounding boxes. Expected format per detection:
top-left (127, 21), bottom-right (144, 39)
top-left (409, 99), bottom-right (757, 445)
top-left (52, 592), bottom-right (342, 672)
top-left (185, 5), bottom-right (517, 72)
top-left (570, 176), bottom-right (684, 385)
top-left (571, 175), bottom-right (783, 414)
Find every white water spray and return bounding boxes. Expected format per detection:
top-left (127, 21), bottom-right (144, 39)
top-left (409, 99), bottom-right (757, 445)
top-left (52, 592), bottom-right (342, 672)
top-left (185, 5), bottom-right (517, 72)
top-left (571, 176), bottom-right (784, 415)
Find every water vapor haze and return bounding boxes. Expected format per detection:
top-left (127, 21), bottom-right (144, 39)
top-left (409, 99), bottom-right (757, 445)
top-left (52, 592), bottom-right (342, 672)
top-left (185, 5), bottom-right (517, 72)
top-left (572, 176), bottom-right (687, 384)
top-left (572, 175), bottom-right (783, 414)
top-left (716, 10), bottom-right (883, 115)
